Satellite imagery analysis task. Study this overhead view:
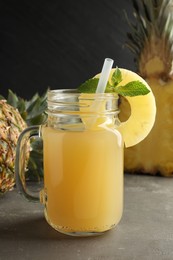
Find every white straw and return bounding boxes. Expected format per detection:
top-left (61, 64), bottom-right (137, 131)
top-left (84, 58), bottom-right (114, 129)
top-left (96, 58), bottom-right (114, 93)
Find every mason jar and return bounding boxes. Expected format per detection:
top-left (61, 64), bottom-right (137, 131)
top-left (15, 89), bottom-right (124, 237)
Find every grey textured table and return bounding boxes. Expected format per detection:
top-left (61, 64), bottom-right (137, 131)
top-left (1, 174), bottom-right (173, 260)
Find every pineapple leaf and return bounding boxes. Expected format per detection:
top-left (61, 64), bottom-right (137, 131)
top-left (142, 1), bottom-right (152, 23)
top-left (0, 95), bottom-right (5, 100)
top-left (25, 93), bottom-right (47, 125)
top-left (7, 89), bottom-right (19, 108)
top-left (17, 97), bottom-right (27, 120)
top-left (1, 88), bottom-right (48, 183)
top-left (26, 94), bottom-right (40, 113)
top-left (5, 89), bottom-right (48, 125)
top-left (124, 0), bottom-right (173, 76)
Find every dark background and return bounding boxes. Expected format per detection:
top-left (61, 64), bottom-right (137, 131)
top-left (0, 0), bottom-right (135, 99)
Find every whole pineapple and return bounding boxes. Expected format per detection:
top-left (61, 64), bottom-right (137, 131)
top-left (0, 100), bottom-right (27, 193)
top-left (120, 0), bottom-right (173, 176)
top-left (0, 90), bottom-right (47, 194)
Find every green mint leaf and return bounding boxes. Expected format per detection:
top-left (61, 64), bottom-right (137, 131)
top-left (78, 78), bottom-right (99, 93)
top-left (115, 81), bottom-right (150, 96)
top-left (111, 67), bottom-right (122, 86)
top-left (105, 82), bottom-right (115, 93)
top-left (77, 67), bottom-right (150, 97)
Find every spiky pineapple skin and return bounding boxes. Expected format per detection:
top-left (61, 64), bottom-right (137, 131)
top-left (0, 100), bottom-right (27, 194)
top-left (120, 77), bottom-right (173, 177)
top-left (121, 0), bottom-right (173, 176)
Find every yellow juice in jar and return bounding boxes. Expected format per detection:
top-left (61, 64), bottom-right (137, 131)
top-left (42, 125), bottom-right (123, 234)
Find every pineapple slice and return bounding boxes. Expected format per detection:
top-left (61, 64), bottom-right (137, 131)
top-left (95, 68), bottom-right (156, 148)
top-left (116, 69), bottom-right (156, 147)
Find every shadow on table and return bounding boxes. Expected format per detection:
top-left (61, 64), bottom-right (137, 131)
top-left (0, 215), bottom-right (108, 242)
top-left (0, 190), bottom-right (110, 243)
top-left (0, 215), bottom-right (70, 241)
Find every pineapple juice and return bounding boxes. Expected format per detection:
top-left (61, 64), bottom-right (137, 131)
top-left (42, 125), bottom-right (123, 234)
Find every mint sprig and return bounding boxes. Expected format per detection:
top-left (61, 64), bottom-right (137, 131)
top-left (78, 78), bottom-right (99, 93)
top-left (111, 66), bottom-right (122, 86)
top-left (78, 67), bottom-right (150, 97)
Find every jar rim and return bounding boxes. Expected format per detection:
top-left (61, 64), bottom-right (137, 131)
top-left (46, 89), bottom-right (119, 117)
top-left (47, 89), bottom-right (119, 101)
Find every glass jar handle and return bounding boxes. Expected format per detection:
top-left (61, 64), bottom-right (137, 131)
top-left (15, 125), bottom-right (42, 202)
